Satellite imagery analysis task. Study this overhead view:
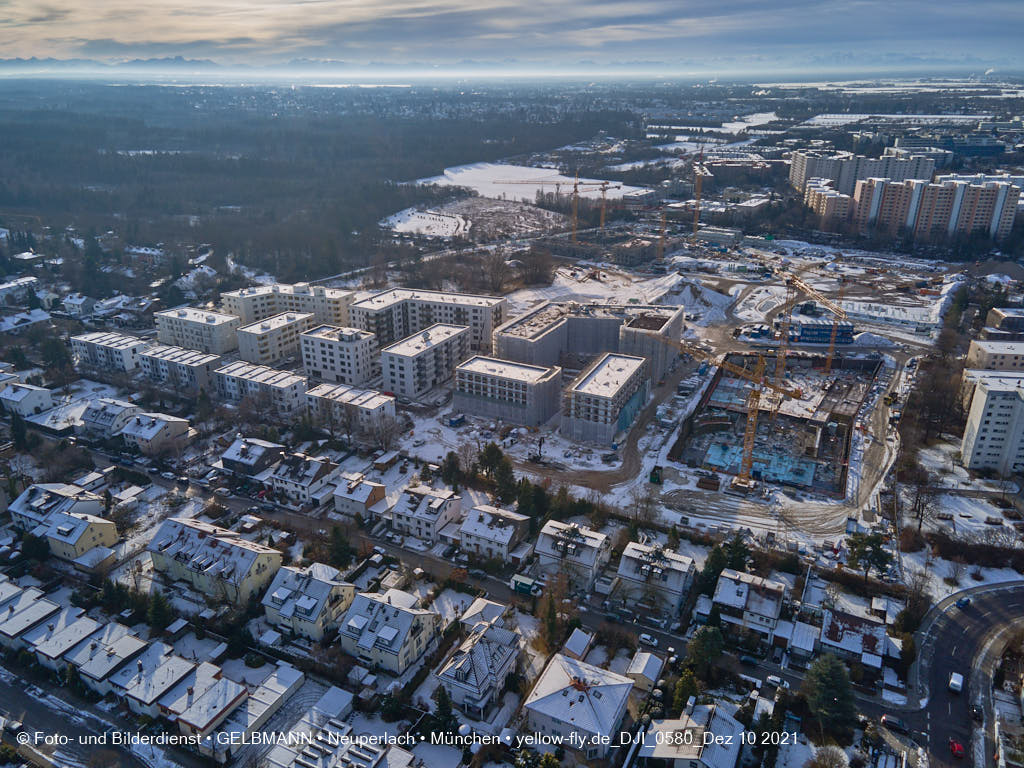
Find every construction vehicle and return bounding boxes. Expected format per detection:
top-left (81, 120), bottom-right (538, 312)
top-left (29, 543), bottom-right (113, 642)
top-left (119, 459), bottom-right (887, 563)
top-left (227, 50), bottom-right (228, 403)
top-left (493, 175), bottom-right (621, 242)
top-left (651, 335), bottom-right (802, 489)
top-left (649, 465), bottom-right (664, 484)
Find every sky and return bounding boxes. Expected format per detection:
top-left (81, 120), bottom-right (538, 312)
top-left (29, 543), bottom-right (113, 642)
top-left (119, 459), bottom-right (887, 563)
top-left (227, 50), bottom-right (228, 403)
top-left (0, 0), bottom-right (1022, 76)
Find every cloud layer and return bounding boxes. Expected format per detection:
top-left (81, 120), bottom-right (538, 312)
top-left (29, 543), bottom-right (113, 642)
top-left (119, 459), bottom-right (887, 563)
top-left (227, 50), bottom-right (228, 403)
top-left (0, 0), bottom-right (1021, 73)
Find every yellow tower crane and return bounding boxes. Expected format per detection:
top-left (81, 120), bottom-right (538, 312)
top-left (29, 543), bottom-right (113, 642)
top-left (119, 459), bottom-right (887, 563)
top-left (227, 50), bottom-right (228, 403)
top-left (650, 335), bottom-right (802, 489)
top-left (774, 273), bottom-right (849, 390)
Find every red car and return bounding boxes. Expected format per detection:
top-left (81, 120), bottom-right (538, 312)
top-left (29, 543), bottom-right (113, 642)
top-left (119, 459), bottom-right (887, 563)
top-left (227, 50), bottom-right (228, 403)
top-left (949, 738), bottom-right (965, 758)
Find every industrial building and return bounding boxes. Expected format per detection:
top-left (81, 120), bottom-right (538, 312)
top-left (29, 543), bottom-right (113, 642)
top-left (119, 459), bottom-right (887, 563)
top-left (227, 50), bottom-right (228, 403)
top-left (220, 282), bottom-right (354, 326)
top-left (492, 300), bottom-right (683, 383)
top-left (154, 307), bottom-right (241, 355)
top-left (349, 288), bottom-right (505, 352)
top-left (138, 345), bottom-right (222, 395)
top-left (70, 332), bottom-right (150, 373)
top-left (790, 319), bottom-right (855, 345)
top-left (214, 361), bottom-right (308, 418)
top-left (236, 312), bottom-right (314, 365)
top-left (300, 325), bottom-right (379, 386)
top-left (381, 323), bottom-right (471, 399)
top-left (453, 355), bottom-right (562, 426)
top-left (561, 353), bottom-right (649, 445)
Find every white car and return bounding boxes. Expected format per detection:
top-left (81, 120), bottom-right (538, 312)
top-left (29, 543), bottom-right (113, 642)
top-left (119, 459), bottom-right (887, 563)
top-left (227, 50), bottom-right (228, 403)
top-left (639, 633), bottom-right (658, 648)
top-left (766, 675), bottom-right (789, 689)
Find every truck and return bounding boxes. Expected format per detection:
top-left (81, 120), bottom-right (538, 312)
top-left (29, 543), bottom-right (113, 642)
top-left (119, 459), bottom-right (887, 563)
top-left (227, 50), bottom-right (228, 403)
top-left (949, 672), bottom-right (964, 693)
top-left (511, 574), bottom-right (542, 597)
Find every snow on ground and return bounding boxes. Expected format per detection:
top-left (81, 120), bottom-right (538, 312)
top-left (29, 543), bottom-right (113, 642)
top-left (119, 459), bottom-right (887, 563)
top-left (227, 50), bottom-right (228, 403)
top-left (608, 649), bottom-right (632, 676)
top-left (415, 162), bottom-right (646, 201)
top-left (776, 738), bottom-right (816, 768)
top-left (432, 588), bottom-right (475, 628)
top-left (734, 284), bottom-right (788, 322)
top-left (502, 266), bottom-right (687, 314)
top-left (918, 439), bottom-right (1020, 493)
top-left (413, 742), bottom-right (465, 768)
top-left (902, 551), bottom-right (1024, 601)
top-left (382, 206), bottom-right (470, 237)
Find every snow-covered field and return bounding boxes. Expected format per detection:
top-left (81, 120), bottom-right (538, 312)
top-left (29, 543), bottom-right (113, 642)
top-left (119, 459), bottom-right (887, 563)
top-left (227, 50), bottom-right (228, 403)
top-left (382, 207), bottom-right (470, 237)
top-left (415, 162), bottom-right (646, 201)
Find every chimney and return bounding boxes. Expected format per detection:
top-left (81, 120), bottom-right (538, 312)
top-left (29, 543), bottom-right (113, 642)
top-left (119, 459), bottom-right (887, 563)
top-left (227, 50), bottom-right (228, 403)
top-left (686, 695), bottom-right (696, 716)
top-left (137, 660), bottom-right (144, 672)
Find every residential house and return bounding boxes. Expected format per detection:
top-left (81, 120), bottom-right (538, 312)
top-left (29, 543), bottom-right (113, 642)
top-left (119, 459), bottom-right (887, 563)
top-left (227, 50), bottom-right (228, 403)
top-left (333, 472), bottom-right (386, 520)
top-left (626, 651), bottom-right (665, 692)
top-left (712, 569), bottom-right (788, 646)
top-left (265, 452), bottom-right (340, 506)
top-left (458, 505), bottom-right (530, 562)
top-left (336, 589), bottom-right (442, 676)
top-left (535, 521), bottom-right (612, 590)
top-left (29, 510), bottom-right (117, 564)
top-left (523, 653), bottom-right (634, 761)
top-left (119, 413), bottom-right (190, 456)
top-left (218, 437), bottom-right (285, 479)
top-left (262, 564), bottom-right (356, 642)
top-left (78, 398), bottom-right (140, 441)
top-left (819, 609), bottom-right (892, 677)
top-left (562, 627), bottom-right (594, 661)
top-left (615, 542), bottom-right (696, 616)
top-left (147, 518), bottom-right (282, 604)
top-left (8, 484), bottom-right (104, 532)
top-left (436, 620), bottom-right (520, 718)
top-left (390, 485), bottom-right (461, 543)
top-left (638, 704), bottom-right (744, 768)
top-left (459, 597), bottom-right (510, 632)
top-left (0, 382), bottom-right (53, 416)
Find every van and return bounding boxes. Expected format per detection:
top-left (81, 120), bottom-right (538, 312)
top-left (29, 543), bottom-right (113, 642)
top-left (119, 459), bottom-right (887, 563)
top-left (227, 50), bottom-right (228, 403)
top-left (880, 714), bottom-right (908, 734)
top-left (949, 673), bottom-right (964, 693)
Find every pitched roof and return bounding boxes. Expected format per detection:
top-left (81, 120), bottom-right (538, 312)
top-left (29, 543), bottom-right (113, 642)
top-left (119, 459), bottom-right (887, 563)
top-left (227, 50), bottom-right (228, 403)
top-left (524, 653), bottom-right (633, 737)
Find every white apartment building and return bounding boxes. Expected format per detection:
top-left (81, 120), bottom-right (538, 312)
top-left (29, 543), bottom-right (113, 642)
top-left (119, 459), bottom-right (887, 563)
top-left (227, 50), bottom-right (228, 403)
top-left (349, 288), bottom-right (505, 352)
top-left (236, 312), bottom-right (314, 365)
top-left (536, 520), bottom-right (612, 590)
top-left (789, 149), bottom-right (936, 195)
top-left (453, 355), bottom-right (562, 426)
top-left (221, 283), bottom-right (354, 325)
top-left (305, 383), bottom-right (396, 436)
top-left (261, 563), bottom-right (356, 642)
top-left (337, 589), bottom-right (441, 675)
top-left (154, 307), bottom-right (241, 355)
top-left (147, 518), bottom-right (282, 604)
top-left (391, 485), bottom-right (461, 543)
top-left (961, 374), bottom-right (1024, 475)
top-left (70, 332), bottom-right (150, 373)
top-left (967, 340), bottom-right (1024, 371)
top-left (138, 345), bottom-right (222, 394)
top-left (459, 505), bottom-right (530, 562)
top-left (381, 323), bottom-right (471, 399)
top-left (300, 324), bottom-right (379, 385)
top-left (214, 361), bottom-right (307, 418)
top-left (561, 353), bottom-right (649, 445)
top-left (712, 569), bottom-right (788, 645)
top-left (615, 542), bottom-right (696, 616)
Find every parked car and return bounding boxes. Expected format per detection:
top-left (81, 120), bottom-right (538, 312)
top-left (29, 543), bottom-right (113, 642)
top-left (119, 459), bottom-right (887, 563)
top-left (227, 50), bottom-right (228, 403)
top-left (160, 471), bottom-right (176, 481)
top-left (880, 715), bottom-right (908, 734)
top-left (638, 633), bottom-right (658, 648)
top-left (949, 739), bottom-right (965, 759)
top-left (766, 675), bottom-right (789, 689)
top-left (739, 655), bottom-right (758, 667)
top-left (214, 488), bottom-right (231, 498)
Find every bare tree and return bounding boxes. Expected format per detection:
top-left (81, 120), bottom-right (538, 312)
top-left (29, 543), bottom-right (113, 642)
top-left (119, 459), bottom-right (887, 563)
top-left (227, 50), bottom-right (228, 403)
top-left (947, 556), bottom-right (965, 586)
top-left (481, 250), bottom-right (511, 293)
top-left (906, 468), bottom-right (939, 531)
top-left (374, 415), bottom-right (402, 452)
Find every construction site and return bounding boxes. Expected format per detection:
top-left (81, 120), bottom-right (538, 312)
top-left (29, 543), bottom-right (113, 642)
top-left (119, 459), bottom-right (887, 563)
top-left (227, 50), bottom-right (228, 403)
top-left (672, 351), bottom-right (883, 496)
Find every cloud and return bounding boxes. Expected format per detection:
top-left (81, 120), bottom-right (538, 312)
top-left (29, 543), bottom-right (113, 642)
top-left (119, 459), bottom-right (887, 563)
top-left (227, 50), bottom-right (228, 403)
top-left (0, 0), bottom-right (1020, 72)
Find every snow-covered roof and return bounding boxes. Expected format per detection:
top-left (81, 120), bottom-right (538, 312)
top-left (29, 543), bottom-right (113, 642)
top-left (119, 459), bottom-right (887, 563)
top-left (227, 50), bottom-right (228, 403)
top-left (147, 518), bottom-right (280, 588)
top-left (306, 382), bottom-right (394, 411)
top-left (456, 355), bottom-right (559, 383)
top-left (458, 505), bottom-right (528, 547)
top-left (380, 323), bottom-right (469, 358)
top-left (640, 706), bottom-right (744, 768)
top-left (712, 569), bottom-right (786, 618)
top-left (64, 622), bottom-right (147, 681)
top-left (0, 382), bottom-right (51, 403)
top-left (32, 509), bottom-right (111, 548)
top-left (352, 287), bottom-right (503, 311)
top-left (0, 584), bottom-right (60, 640)
top-left (110, 642), bottom-right (196, 705)
top-left (563, 627), bottom-right (594, 659)
top-left (71, 331), bottom-right (149, 351)
top-left (237, 311), bottom-right (313, 335)
top-left (437, 620), bottom-right (519, 697)
top-left (221, 436), bottom-right (284, 468)
top-left (569, 353), bottom-right (647, 399)
top-left (262, 564), bottom-right (352, 623)
top-left (333, 472), bottom-right (385, 504)
top-left (81, 398), bottom-right (138, 429)
top-left (394, 485), bottom-right (458, 524)
top-left (157, 661), bottom-right (222, 716)
top-left (620, 541), bottom-right (695, 576)
top-left (338, 590), bottom-right (438, 656)
top-left (459, 597), bottom-right (507, 629)
top-left (301, 324), bottom-right (375, 343)
top-left (0, 309), bottom-right (50, 332)
top-left (215, 360), bottom-right (306, 389)
top-left (119, 412), bottom-right (188, 441)
top-left (269, 452), bottom-right (337, 488)
top-left (26, 613), bottom-right (95, 661)
top-left (524, 654), bottom-right (633, 738)
top-left (140, 344), bottom-right (221, 367)
top-left (8, 483), bottom-right (102, 528)
top-left (156, 306), bottom-right (239, 326)
top-left (819, 609), bottom-right (887, 659)
top-left (536, 520), bottom-right (608, 567)
top-left (627, 651), bottom-right (665, 682)
top-left (178, 676), bottom-right (247, 732)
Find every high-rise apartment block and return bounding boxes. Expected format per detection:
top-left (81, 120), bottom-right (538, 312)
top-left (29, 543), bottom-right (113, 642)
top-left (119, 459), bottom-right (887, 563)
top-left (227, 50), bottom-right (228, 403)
top-left (300, 325), bottom-right (379, 385)
top-left (381, 324), bottom-right (471, 399)
top-left (789, 149), bottom-right (935, 195)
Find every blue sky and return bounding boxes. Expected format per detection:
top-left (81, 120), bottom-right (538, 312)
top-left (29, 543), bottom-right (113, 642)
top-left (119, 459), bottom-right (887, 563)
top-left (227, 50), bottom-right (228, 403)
top-left (1, 0), bottom-right (1021, 75)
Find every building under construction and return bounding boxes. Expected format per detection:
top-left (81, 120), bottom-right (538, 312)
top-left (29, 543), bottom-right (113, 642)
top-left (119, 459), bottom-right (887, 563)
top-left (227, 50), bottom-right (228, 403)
top-left (673, 352), bottom-right (883, 496)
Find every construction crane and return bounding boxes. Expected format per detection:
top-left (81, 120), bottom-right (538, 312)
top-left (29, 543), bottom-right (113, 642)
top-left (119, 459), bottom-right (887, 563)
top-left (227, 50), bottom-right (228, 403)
top-left (774, 273), bottom-right (849, 391)
top-left (493, 176), bottom-right (621, 242)
top-left (652, 334), bottom-right (802, 489)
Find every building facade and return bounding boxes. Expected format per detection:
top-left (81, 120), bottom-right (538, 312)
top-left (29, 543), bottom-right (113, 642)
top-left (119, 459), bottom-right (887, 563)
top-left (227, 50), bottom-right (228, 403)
top-left (381, 324), bottom-right (471, 399)
top-left (236, 312), bottom-right (314, 365)
top-left (214, 361), bottom-right (308, 418)
top-left (70, 332), bottom-right (150, 373)
top-left (961, 374), bottom-right (1024, 475)
top-left (535, 521), bottom-right (611, 590)
top-left (789, 149), bottom-right (935, 195)
top-left (305, 383), bottom-right (396, 437)
top-left (300, 325), bottom-right (379, 385)
top-left (615, 542), bottom-right (696, 616)
top-left (221, 283), bottom-right (354, 326)
top-left (138, 344), bottom-right (222, 395)
top-left (154, 307), bottom-right (241, 354)
top-left (561, 353), bottom-right (649, 444)
top-left (453, 355), bottom-right (562, 426)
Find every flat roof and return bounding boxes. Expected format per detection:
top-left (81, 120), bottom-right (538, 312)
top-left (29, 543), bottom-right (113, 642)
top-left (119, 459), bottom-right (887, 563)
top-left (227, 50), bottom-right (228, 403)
top-left (569, 353), bottom-right (646, 398)
top-left (300, 324), bottom-right (375, 343)
top-left (156, 307), bottom-right (239, 326)
top-left (238, 312), bottom-right (314, 334)
top-left (215, 361), bottom-right (307, 388)
top-left (72, 332), bottom-right (149, 350)
top-left (456, 355), bottom-right (558, 383)
top-left (381, 323), bottom-right (469, 358)
top-left (971, 339), bottom-right (1024, 355)
top-left (351, 288), bottom-right (503, 311)
top-left (306, 382), bottom-right (394, 410)
top-left (140, 344), bottom-right (221, 366)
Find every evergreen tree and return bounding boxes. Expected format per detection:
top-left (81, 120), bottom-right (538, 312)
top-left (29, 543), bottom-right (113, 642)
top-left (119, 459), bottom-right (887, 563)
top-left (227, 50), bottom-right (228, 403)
top-left (495, 457), bottom-right (517, 502)
top-left (698, 545), bottom-right (727, 594)
top-left (724, 533), bottom-right (750, 571)
top-left (10, 413), bottom-right (27, 450)
top-left (434, 685), bottom-right (456, 731)
top-left (329, 527), bottom-right (353, 568)
top-left (516, 479), bottom-right (535, 517)
top-left (440, 451), bottom-right (461, 487)
top-left (673, 668), bottom-right (698, 714)
top-left (479, 442), bottom-right (504, 477)
top-left (686, 625), bottom-right (724, 681)
top-left (147, 590), bottom-right (173, 631)
top-left (707, 602), bottom-right (722, 627)
top-left (802, 654), bottom-right (856, 735)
